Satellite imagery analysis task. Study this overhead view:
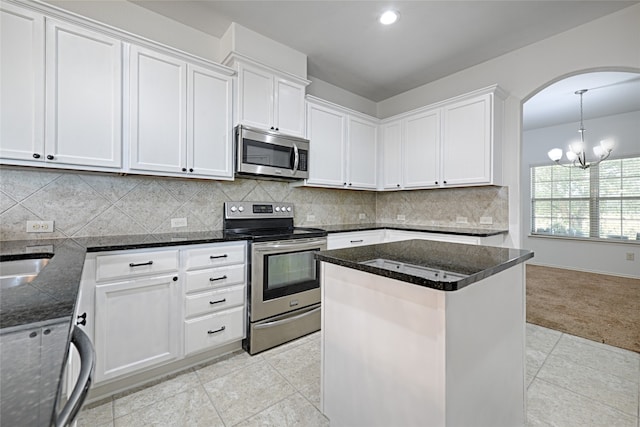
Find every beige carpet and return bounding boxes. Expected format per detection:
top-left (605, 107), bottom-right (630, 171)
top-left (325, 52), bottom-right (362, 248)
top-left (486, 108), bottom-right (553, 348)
top-left (526, 264), bottom-right (640, 353)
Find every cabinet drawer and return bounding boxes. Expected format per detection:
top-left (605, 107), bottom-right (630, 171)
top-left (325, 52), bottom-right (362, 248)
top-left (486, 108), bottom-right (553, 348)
top-left (185, 284), bottom-right (245, 318)
top-left (185, 306), bottom-right (244, 355)
top-left (327, 230), bottom-right (385, 250)
top-left (185, 264), bottom-right (245, 293)
top-left (96, 249), bottom-right (179, 282)
top-left (183, 242), bottom-right (246, 270)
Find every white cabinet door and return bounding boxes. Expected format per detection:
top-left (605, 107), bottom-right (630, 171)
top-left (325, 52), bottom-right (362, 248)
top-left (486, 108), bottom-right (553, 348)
top-left (442, 94), bottom-right (492, 186)
top-left (274, 78), bottom-right (306, 137)
top-left (238, 64), bottom-right (273, 131)
top-left (347, 116), bottom-right (377, 189)
top-left (404, 109), bottom-right (440, 188)
top-left (381, 121), bottom-right (402, 190)
top-left (0, 3), bottom-right (44, 162)
top-left (45, 19), bottom-right (122, 168)
top-left (94, 274), bottom-right (181, 382)
top-left (129, 45), bottom-right (186, 174)
top-left (187, 64), bottom-right (233, 179)
top-left (306, 101), bottom-right (346, 187)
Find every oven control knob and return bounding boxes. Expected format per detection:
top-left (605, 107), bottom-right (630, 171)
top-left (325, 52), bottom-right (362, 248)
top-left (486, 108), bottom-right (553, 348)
top-left (275, 206), bottom-right (281, 212)
top-left (286, 206), bottom-right (292, 212)
top-left (238, 206), bottom-right (244, 212)
top-left (230, 206), bottom-right (237, 212)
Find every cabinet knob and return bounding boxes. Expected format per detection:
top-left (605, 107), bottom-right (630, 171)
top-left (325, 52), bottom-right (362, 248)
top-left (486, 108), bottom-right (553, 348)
top-left (76, 312), bottom-right (87, 326)
top-left (33, 153), bottom-right (41, 159)
top-left (397, 184), bottom-right (400, 188)
top-left (189, 168), bottom-right (194, 173)
top-left (270, 126), bottom-right (275, 130)
top-left (182, 168), bottom-right (187, 172)
top-left (348, 183), bottom-right (352, 186)
top-left (172, 276), bottom-right (178, 281)
top-left (443, 180), bottom-right (447, 184)
top-left (275, 127), bottom-right (279, 131)
top-left (435, 181), bottom-right (438, 185)
top-left (46, 154), bottom-right (54, 160)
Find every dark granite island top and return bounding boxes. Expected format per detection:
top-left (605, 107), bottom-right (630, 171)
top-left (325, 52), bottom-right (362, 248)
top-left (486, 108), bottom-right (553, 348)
top-left (0, 231), bottom-right (247, 426)
top-left (315, 239), bottom-right (533, 291)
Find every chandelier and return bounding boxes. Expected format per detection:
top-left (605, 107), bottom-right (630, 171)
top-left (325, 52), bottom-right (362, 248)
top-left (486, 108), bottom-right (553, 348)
top-left (547, 89), bottom-right (614, 170)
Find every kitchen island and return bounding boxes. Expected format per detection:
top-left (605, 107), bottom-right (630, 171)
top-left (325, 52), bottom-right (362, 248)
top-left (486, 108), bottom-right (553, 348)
top-left (315, 239), bottom-right (533, 427)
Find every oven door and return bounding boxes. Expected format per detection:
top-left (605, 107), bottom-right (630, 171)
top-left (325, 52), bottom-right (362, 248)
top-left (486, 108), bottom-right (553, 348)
top-left (250, 237), bottom-right (326, 321)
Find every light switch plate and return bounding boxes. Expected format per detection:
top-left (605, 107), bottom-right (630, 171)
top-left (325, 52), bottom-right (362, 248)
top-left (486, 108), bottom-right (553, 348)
top-left (359, 213), bottom-right (366, 219)
top-left (307, 214), bottom-right (316, 222)
top-left (171, 217), bottom-right (187, 228)
top-left (397, 214), bottom-right (406, 221)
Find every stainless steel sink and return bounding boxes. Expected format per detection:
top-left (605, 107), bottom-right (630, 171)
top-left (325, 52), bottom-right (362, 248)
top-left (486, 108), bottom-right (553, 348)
top-left (0, 258), bottom-right (51, 289)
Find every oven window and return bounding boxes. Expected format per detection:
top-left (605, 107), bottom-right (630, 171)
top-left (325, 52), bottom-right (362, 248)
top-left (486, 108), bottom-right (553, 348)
top-left (243, 139), bottom-right (293, 169)
top-left (263, 248), bottom-right (320, 300)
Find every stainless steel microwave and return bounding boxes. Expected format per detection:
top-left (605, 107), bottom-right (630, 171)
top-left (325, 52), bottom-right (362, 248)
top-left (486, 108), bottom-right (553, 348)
top-left (235, 125), bottom-right (310, 180)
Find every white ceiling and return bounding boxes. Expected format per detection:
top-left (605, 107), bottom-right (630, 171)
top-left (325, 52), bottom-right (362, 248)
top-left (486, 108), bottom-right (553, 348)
top-left (131, 0), bottom-right (637, 103)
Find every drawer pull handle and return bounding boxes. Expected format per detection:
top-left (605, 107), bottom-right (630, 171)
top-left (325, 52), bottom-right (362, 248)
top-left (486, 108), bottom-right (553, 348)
top-left (209, 275), bottom-right (228, 282)
top-left (209, 298), bottom-right (226, 305)
top-left (350, 240), bottom-right (364, 243)
top-left (207, 326), bottom-right (226, 334)
top-left (129, 261), bottom-right (153, 268)
top-left (210, 254), bottom-right (228, 259)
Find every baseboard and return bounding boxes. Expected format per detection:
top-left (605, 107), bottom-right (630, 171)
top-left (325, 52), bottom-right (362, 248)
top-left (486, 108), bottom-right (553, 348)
top-left (526, 261), bottom-right (638, 279)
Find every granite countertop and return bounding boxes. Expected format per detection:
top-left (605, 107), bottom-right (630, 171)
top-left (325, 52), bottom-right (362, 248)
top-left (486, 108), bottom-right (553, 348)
top-left (316, 239), bottom-right (533, 291)
top-left (322, 223), bottom-right (508, 237)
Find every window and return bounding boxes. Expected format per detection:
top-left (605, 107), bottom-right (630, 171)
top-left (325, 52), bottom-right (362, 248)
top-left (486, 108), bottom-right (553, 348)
top-left (531, 156), bottom-right (640, 241)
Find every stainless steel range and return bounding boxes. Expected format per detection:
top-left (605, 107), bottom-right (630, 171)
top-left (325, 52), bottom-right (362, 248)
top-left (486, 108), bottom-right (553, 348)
top-left (223, 201), bottom-right (327, 355)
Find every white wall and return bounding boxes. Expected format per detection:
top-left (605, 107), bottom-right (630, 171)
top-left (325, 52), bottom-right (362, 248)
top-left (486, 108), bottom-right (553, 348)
top-left (376, 4), bottom-right (640, 276)
top-left (307, 77), bottom-right (378, 117)
top-left (45, 1), bottom-right (221, 61)
top-left (522, 110), bottom-right (640, 277)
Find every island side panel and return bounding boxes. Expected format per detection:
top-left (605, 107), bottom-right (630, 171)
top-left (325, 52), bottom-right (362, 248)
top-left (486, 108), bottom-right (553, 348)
top-left (320, 262), bottom-right (447, 427)
top-left (444, 264), bottom-right (526, 427)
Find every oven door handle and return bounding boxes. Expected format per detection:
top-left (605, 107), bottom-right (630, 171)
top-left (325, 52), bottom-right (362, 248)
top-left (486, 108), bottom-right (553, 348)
top-left (253, 240), bottom-right (326, 253)
top-left (254, 305), bottom-right (321, 330)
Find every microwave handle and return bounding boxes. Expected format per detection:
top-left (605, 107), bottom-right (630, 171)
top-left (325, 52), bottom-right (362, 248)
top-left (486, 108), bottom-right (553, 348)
top-left (292, 143), bottom-right (299, 174)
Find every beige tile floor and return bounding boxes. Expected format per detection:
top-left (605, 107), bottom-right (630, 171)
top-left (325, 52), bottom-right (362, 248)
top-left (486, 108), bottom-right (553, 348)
top-left (78, 324), bottom-right (640, 427)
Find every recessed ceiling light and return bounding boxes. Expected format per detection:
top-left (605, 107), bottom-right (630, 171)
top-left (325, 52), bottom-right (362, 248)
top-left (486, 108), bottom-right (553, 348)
top-left (379, 10), bottom-right (399, 25)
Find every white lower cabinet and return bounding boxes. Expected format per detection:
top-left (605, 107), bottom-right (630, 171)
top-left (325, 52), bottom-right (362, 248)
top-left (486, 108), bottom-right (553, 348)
top-left (327, 230), bottom-right (386, 250)
top-left (185, 306), bottom-right (244, 355)
top-left (94, 274), bottom-right (181, 382)
top-left (83, 241), bottom-right (247, 386)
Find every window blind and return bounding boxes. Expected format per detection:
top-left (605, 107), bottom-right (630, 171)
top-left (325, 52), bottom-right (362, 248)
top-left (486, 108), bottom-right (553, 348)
top-left (531, 156), bottom-right (640, 241)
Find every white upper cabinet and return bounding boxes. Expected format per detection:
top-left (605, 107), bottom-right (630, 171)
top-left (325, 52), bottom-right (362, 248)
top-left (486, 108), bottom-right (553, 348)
top-left (129, 45), bottom-right (233, 179)
top-left (45, 19), bottom-right (122, 168)
top-left (129, 46), bottom-right (187, 174)
top-left (1, 6), bottom-right (122, 169)
top-left (347, 116), bottom-right (377, 189)
top-left (442, 93), bottom-right (494, 186)
top-left (0, 3), bottom-right (44, 162)
top-left (306, 100), bottom-right (346, 187)
top-left (232, 59), bottom-right (308, 137)
top-left (379, 86), bottom-right (504, 190)
top-left (187, 64), bottom-right (233, 179)
top-left (305, 97), bottom-right (378, 190)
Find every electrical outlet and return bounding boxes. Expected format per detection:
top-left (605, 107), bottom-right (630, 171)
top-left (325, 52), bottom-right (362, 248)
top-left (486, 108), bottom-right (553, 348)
top-left (359, 213), bottom-right (366, 220)
top-left (396, 214), bottom-right (406, 221)
top-left (626, 252), bottom-right (635, 261)
top-left (479, 216), bottom-right (493, 225)
top-left (171, 217), bottom-right (187, 228)
top-left (26, 220), bottom-right (54, 233)
top-left (307, 214), bottom-right (316, 222)
top-left (456, 216), bottom-right (468, 224)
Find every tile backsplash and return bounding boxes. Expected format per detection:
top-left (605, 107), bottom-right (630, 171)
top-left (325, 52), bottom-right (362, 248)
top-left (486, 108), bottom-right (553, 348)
top-left (0, 166), bottom-right (507, 241)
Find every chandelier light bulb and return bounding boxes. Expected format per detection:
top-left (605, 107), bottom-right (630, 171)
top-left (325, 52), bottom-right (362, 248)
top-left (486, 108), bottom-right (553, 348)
top-left (566, 151), bottom-right (578, 162)
top-left (547, 148), bottom-right (563, 162)
top-left (570, 141), bottom-right (584, 154)
top-left (600, 139), bottom-right (615, 152)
